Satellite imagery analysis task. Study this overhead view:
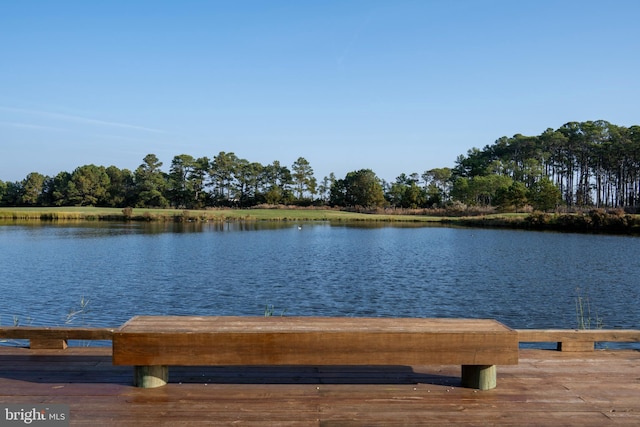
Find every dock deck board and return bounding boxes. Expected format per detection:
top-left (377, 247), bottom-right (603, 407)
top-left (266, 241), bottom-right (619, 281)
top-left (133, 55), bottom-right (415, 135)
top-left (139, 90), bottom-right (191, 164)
top-left (0, 347), bottom-right (639, 426)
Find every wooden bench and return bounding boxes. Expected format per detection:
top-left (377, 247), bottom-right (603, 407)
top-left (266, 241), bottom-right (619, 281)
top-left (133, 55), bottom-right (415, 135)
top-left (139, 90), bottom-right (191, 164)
top-left (112, 316), bottom-right (518, 390)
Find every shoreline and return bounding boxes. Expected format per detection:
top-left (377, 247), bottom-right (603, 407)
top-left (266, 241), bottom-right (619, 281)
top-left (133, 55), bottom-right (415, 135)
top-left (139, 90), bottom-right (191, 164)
top-left (1, 207), bottom-right (639, 235)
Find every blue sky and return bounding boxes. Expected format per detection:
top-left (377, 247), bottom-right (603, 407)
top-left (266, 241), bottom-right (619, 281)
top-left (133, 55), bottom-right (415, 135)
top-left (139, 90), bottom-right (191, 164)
top-left (2, 0), bottom-right (639, 183)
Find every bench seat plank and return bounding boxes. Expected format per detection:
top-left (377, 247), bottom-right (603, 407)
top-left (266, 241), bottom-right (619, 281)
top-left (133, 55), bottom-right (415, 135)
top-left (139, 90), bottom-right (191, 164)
top-left (113, 316), bottom-right (518, 366)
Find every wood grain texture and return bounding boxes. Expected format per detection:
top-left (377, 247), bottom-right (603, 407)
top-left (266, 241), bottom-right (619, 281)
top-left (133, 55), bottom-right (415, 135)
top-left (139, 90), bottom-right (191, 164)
top-left (1, 347), bottom-right (639, 426)
top-left (0, 327), bottom-right (115, 340)
top-left (517, 329), bottom-right (640, 343)
top-left (0, 327), bottom-right (114, 349)
top-left (112, 316), bottom-right (519, 367)
top-left (517, 329), bottom-right (640, 352)
top-left (29, 338), bottom-right (68, 349)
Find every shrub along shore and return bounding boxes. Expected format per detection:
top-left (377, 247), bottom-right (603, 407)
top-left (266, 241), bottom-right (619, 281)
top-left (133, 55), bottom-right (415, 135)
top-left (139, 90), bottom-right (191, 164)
top-left (1, 206), bottom-right (640, 235)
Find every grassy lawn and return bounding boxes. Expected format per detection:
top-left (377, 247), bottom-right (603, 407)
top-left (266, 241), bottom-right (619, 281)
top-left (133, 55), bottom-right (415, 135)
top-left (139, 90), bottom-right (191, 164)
top-left (0, 206), bottom-right (454, 222)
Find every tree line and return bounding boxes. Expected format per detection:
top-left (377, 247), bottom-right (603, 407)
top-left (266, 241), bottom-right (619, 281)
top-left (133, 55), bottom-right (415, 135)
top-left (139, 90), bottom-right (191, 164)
top-left (1, 120), bottom-right (639, 211)
top-left (452, 120), bottom-right (640, 210)
top-left (0, 153), bottom-right (321, 209)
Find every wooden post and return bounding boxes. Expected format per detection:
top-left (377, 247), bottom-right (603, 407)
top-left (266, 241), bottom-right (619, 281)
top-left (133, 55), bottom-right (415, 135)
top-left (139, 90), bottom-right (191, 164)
top-left (558, 341), bottom-right (594, 352)
top-left (461, 365), bottom-right (496, 390)
top-left (134, 366), bottom-right (168, 388)
top-left (30, 338), bottom-right (68, 349)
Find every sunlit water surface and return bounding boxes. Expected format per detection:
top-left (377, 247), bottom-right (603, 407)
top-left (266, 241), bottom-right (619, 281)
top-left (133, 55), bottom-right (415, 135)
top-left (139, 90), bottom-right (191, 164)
top-left (1, 221), bottom-right (638, 349)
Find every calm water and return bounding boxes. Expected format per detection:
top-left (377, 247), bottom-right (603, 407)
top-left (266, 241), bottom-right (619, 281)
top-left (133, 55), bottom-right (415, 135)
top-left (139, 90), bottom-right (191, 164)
top-left (1, 221), bottom-right (639, 336)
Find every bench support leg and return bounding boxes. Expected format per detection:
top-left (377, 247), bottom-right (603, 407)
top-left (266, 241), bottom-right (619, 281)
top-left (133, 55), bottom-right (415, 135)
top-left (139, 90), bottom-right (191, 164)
top-left (134, 365), bottom-right (168, 388)
top-left (461, 365), bottom-right (496, 390)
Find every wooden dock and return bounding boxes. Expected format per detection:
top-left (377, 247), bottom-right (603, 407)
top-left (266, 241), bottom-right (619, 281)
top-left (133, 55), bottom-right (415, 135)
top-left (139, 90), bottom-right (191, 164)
top-left (0, 346), bottom-right (639, 426)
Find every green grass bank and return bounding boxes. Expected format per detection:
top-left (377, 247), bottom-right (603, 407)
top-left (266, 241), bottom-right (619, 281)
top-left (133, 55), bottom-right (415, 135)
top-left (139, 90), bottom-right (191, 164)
top-left (1, 207), bottom-right (639, 235)
top-left (0, 206), bottom-right (446, 223)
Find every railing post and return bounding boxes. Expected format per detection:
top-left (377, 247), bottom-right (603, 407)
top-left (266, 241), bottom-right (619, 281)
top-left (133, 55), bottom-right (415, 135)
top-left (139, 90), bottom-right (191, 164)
top-left (30, 338), bottom-right (68, 349)
top-left (558, 341), bottom-right (594, 352)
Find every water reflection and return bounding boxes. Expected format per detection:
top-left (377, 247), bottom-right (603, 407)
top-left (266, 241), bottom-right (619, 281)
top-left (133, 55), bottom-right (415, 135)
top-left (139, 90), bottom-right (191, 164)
top-left (0, 222), bottom-right (639, 339)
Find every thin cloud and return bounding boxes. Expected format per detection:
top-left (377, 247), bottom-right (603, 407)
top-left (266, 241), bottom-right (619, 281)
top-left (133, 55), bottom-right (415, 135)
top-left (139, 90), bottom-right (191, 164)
top-left (0, 121), bottom-right (67, 132)
top-left (94, 133), bottom-right (161, 143)
top-left (0, 106), bottom-right (165, 134)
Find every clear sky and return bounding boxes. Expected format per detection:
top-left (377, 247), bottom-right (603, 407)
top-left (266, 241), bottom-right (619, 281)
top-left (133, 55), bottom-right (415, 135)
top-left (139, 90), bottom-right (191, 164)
top-left (1, 0), bottom-right (639, 183)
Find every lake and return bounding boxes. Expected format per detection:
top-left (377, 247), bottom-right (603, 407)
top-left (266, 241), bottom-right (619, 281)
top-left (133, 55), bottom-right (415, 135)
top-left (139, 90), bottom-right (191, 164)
top-left (1, 221), bottom-right (639, 337)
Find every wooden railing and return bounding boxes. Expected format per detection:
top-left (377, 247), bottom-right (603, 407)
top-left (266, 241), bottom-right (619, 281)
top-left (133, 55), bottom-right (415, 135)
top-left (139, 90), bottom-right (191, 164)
top-left (0, 326), bottom-right (115, 349)
top-left (2, 326), bottom-right (640, 352)
top-left (516, 329), bottom-right (640, 351)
